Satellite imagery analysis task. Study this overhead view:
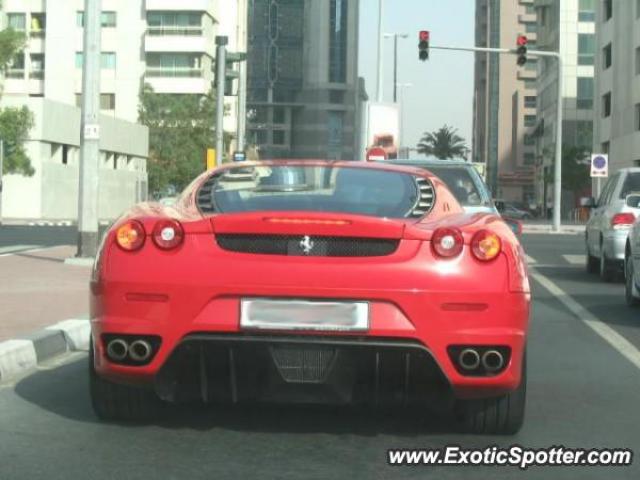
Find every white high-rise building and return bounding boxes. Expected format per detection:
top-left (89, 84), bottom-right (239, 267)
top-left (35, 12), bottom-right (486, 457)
top-left (0, 0), bottom-right (248, 220)
top-left (593, 0), bottom-right (640, 173)
top-left (2, 0), bottom-right (220, 122)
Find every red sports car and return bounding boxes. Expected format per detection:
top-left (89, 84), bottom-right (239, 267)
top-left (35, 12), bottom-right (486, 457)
top-left (89, 161), bottom-right (530, 434)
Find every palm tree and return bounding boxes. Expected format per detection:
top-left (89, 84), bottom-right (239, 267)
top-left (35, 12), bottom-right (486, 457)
top-left (416, 125), bottom-right (469, 160)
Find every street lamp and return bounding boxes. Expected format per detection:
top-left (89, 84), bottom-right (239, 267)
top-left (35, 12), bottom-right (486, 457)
top-left (396, 82), bottom-right (413, 155)
top-left (384, 33), bottom-right (408, 103)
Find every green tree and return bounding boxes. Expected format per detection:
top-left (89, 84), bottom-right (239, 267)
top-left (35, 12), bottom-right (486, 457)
top-left (416, 125), bottom-right (469, 160)
top-left (138, 84), bottom-right (220, 196)
top-left (542, 144), bottom-right (591, 192)
top-left (0, 11), bottom-right (34, 176)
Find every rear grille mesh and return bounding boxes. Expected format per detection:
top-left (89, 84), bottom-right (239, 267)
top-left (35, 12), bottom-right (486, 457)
top-left (215, 234), bottom-right (400, 257)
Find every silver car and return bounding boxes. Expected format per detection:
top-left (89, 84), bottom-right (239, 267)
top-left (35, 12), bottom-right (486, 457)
top-left (624, 193), bottom-right (640, 306)
top-left (378, 159), bottom-right (497, 215)
top-left (377, 159), bottom-right (522, 235)
top-left (585, 168), bottom-right (640, 281)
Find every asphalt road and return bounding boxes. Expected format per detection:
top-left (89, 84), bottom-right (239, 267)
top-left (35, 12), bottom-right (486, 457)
top-left (0, 225), bottom-right (76, 252)
top-left (0, 232), bottom-right (639, 479)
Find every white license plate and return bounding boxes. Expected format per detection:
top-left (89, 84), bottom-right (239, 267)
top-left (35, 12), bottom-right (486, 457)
top-left (240, 299), bottom-right (369, 332)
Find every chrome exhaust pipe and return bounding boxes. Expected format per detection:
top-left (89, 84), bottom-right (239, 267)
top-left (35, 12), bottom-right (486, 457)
top-left (458, 348), bottom-right (481, 370)
top-left (482, 350), bottom-right (505, 373)
top-left (106, 339), bottom-right (128, 362)
top-left (128, 339), bottom-right (152, 362)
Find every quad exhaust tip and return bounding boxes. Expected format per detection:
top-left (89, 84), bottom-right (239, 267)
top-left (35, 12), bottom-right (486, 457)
top-left (128, 340), bottom-right (153, 362)
top-left (458, 348), bottom-right (481, 371)
top-left (481, 349), bottom-right (505, 372)
top-left (106, 339), bottom-right (128, 362)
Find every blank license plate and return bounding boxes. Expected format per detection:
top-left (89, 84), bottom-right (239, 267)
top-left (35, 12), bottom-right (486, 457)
top-left (240, 299), bottom-right (369, 332)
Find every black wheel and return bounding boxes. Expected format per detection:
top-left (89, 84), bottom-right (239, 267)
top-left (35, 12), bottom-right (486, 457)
top-left (599, 247), bottom-right (614, 282)
top-left (89, 338), bottom-right (163, 422)
top-left (455, 353), bottom-right (526, 435)
top-left (586, 246), bottom-right (599, 274)
top-left (625, 255), bottom-right (640, 307)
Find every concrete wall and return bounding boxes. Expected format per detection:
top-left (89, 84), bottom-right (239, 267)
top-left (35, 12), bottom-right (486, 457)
top-left (1, 98), bottom-right (148, 220)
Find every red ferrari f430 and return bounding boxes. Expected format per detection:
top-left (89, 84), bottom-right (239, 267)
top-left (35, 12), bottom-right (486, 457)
top-left (90, 161), bottom-right (530, 434)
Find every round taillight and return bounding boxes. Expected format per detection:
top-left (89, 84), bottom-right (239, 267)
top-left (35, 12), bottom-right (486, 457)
top-left (152, 219), bottom-right (184, 250)
top-left (115, 220), bottom-right (145, 251)
top-left (471, 230), bottom-right (502, 262)
top-left (432, 227), bottom-right (464, 258)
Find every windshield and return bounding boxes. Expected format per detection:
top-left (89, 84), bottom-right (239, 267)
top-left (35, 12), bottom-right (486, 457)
top-left (424, 166), bottom-right (484, 206)
top-left (203, 166), bottom-right (421, 218)
top-left (620, 173), bottom-right (640, 198)
top-left (420, 166), bottom-right (485, 206)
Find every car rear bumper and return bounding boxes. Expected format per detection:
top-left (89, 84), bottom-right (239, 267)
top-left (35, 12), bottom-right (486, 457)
top-left (604, 229), bottom-right (630, 261)
top-left (91, 289), bottom-right (529, 401)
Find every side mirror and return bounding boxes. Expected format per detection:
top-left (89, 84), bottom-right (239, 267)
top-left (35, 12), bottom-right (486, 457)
top-left (494, 200), bottom-right (505, 213)
top-left (626, 193), bottom-right (640, 208)
top-left (580, 196), bottom-right (596, 208)
top-left (503, 217), bottom-right (522, 236)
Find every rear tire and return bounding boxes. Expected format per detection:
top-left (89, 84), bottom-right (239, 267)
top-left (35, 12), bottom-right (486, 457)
top-left (599, 247), bottom-right (615, 282)
top-left (89, 338), bottom-right (163, 422)
top-left (455, 354), bottom-right (526, 435)
top-left (586, 248), bottom-right (599, 274)
top-left (625, 255), bottom-right (640, 307)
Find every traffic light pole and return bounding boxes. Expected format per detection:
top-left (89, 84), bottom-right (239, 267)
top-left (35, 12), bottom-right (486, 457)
top-left (428, 44), bottom-right (564, 232)
top-left (236, 0), bottom-right (248, 152)
top-left (215, 36), bottom-right (228, 167)
top-left (376, 0), bottom-right (384, 102)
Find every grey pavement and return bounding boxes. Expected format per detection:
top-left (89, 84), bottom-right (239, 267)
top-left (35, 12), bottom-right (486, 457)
top-left (0, 233), bottom-right (638, 479)
top-left (0, 245), bottom-right (90, 341)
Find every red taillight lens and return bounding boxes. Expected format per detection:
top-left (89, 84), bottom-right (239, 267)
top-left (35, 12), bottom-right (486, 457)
top-left (471, 230), bottom-right (502, 262)
top-left (115, 220), bottom-right (146, 251)
top-left (152, 219), bottom-right (184, 250)
top-left (611, 213), bottom-right (635, 228)
top-left (431, 228), bottom-right (464, 258)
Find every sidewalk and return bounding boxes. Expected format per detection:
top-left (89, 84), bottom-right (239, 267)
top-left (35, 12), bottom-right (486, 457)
top-left (0, 246), bottom-right (90, 342)
top-left (522, 223), bottom-right (586, 234)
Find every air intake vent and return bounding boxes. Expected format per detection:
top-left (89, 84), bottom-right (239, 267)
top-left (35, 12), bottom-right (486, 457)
top-left (215, 235), bottom-right (400, 257)
top-left (409, 177), bottom-right (435, 218)
top-left (196, 173), bottom-right (221, 214)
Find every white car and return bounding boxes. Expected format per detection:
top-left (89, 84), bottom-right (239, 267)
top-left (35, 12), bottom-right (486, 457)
top-left (624, 193), bottom-right (640, 306)
top-left (585, 168), bottom-right (640, 281)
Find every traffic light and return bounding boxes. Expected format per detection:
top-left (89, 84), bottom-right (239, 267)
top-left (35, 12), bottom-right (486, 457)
top-left (516, 35), bottom-right (528, 66)
top-left (214, 52), bottom-right (247, 96)
top-left (419, 30), bottom-right (430, 61)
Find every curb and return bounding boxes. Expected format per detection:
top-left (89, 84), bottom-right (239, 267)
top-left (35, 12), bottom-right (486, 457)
top-left (0, 319), bottom-right (90, 383)
top-left (522, 225), bottom-right (585, 235)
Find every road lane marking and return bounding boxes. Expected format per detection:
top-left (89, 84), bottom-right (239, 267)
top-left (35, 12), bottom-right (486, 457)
top-left (0, 246), bottom-right (56, 258)
top-left (525, 254), bottom-right (537, 265)
top-left (531, 264), bottom-right (581, 269)
top-left (563, 254), bottom-right (586, 265)
top-left (0, 245), bottom-right (39, 257)
top-left (531, 271), bottom-right (640, 371)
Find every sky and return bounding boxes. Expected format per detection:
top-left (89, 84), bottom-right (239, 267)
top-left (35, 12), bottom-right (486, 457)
top-left (358, 0), bottom-right (475, 154)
